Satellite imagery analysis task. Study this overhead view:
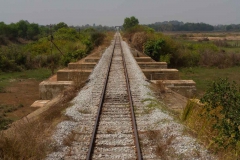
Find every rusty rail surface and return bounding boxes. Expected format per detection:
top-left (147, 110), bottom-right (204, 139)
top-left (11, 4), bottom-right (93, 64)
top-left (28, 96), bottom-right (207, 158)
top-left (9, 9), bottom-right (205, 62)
top-left (120, 36), bottom-right (142, 160)
top-left (86, 36), bottom-right (116, 160)
top-left (86, 33), bottom-right (142, 160)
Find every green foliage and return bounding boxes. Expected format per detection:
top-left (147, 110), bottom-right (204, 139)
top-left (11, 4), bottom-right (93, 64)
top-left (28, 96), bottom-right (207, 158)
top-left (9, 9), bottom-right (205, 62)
top-left (54, 28), bottom-right (78, 41)
top-left (60, 50), bottom-right (86, 66)
top-left (54, 22), bottom-right (68, 31)
top-left (0, 21), bottom-right (106, 72)
top-left (160, 54), bottom-right (171, 64)
top-left (0, 20), bottom-right (44, 41)
top-left (0, 117), bottom-right (13, 130)
top-left (14, 28), bottom-right (105, 70)
top-left (170, 42), bottom-right (219, 67)
top-left (179, 67), bottom-right (240, 96)
top-left (0, 104), bottom-right (25, 130)
top-left (16, 20), bottom-right (29, 38)
top-left (27, 23), bottom-right (40, 40)
top-left (90, 32), bottom-right (106, 47)
top-left (181, 101), bottom-right (195, 121)
top-left (123, 16), bottom-right (139, 30)
top-left (124, 23), bottom-right (240, 68)
top-left (126, 25), bottom-right (155, 34)
top-left (200, 78), bottom-right (240, 149)
top-left (0, 45), bottom-right (25, 72)
top-left (147, 20), bottom-right (214, 32)
top-left (144, 39), bottom-right (166, 61)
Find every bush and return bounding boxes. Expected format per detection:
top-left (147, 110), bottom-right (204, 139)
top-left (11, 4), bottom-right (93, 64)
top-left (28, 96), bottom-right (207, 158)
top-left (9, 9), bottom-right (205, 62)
top-left (0, 36), bottom-right (7, 45)
top-left (90, 32), bottom-right (106, 47)
top-left (0, 118), bottom-right (13, 130)
top-left (123, 25), bottom-right (154, 43)
top-left (170, 42), bottom-right (219, 67)
top-left (60, 50), bottom-right (86, 66)
top-left (143, 39), bottom-right (166, 61)
top-left (131, 32), bottom-right (149, 52)
top-left (171, 48), bottom-right (200, 67)
top-left (200, 78), bottom-right (240, 150)
top-left (54, 28), bottom-right (78, 41)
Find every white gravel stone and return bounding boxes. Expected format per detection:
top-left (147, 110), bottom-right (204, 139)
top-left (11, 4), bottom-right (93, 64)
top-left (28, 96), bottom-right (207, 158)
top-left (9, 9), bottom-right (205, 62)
top-left (46, 39), bottom-right (115, 159)
top-left (121, 39), bottom-right (216, 159)
top-left (47, 34), bottom-right (216, 159)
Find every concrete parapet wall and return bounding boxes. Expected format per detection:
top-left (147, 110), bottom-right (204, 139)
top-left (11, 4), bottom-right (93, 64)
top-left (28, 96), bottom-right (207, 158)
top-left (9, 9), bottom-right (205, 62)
top-left (39, 81), bottom-right (73, 100)
top-left (57, 69), bottom-right (92, 81)
top-left (130, 49), bottom-right (148, 57)
top-left (68, 62), bottom-right (96, 70)
top-left (84, 57), bottom-right (100, 62)
top-left (152, 80), bottom-right (197, 98)
top-left (135, 57), bottom-right (153, 62)
top-left (138, 62), bottom-right (167, 69)
top-left (143, 69), bottom-right (179, 80)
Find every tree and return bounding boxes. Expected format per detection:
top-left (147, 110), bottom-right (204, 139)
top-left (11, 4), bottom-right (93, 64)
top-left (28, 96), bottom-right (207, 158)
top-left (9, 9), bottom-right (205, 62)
top-left (27, 23), bottom-right (40, 40)
top-left (54, 22), bottom-right (68, 31)
top-left (123, 16), bottom-right (139, 30)
top-left (16, 20), bottom-right (29, 38)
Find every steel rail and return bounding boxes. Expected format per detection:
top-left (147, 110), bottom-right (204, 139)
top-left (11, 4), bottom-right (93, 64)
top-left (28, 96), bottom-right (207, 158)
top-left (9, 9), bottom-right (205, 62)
top-left (119, 36), bottom-right (143, 160)
top-left (86, 36), bottom-right (117, 160)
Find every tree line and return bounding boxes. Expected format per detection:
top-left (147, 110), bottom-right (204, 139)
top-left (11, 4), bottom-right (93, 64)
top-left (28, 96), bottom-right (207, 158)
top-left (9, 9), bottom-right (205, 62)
top-left (146, 20), bottom-right (240, 32)
top-left (76, 24), bottom-right (115, 32)
top-left (0, 20), bottom-right (116, 46)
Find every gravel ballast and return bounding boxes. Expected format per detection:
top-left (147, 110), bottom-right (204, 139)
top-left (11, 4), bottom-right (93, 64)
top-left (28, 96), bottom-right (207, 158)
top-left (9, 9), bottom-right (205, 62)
top-left (46, 34), bottom-right (216, 159)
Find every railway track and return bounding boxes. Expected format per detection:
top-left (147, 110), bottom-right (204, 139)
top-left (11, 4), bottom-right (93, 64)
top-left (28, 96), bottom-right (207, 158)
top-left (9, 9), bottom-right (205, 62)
top-left (86, 33), bottom-right (142, 160)
top-left (48, 32), bottom-right (215, 160)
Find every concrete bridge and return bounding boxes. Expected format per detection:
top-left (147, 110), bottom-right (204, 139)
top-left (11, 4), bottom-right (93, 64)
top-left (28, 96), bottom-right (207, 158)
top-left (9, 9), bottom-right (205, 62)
top-left (31, 41), bottom-right (196, 107)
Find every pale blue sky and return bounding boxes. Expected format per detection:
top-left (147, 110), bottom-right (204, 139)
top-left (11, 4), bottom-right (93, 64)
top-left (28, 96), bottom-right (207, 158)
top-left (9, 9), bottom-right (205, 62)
top-left (0, 0), bottom-right (239, 26)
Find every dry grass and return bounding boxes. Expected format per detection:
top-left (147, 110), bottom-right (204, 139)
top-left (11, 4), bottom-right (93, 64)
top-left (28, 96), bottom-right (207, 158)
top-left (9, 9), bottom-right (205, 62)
top-left (106, 129), bottom-right (115, 134)
top-left (144, 130), bottom-right (176, 159)
top-left (78, 108), bottom-right (91, 114)
top-left (181, 100), bottom-right (218, 145)
top-left (182, 99), bottom-right (240, 160)
top-left (63, 131), bottom-right (77, 147)
top-left (0, 89), bottom-right (79, 159)
top-left (155, 81), bottom-right (166, 94)
top-left (0, 32), bottom-right (115, 159)
top-left (131, 32), bottom-right (149, 52)
top-left (199, 50), bottom-right (240, 69)
top-left (0, 74), bottom-right (85, 159)
top-left (149, 81), bottom-right (166, 100)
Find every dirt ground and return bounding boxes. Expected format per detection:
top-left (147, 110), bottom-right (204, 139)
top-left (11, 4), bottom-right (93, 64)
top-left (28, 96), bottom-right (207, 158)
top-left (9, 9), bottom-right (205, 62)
top-left (0, 79), bottom-right (40, 120)
top-left (164, 31), bottom-right (240, 41)
top-left (189, 36), bottom-right (240, 41)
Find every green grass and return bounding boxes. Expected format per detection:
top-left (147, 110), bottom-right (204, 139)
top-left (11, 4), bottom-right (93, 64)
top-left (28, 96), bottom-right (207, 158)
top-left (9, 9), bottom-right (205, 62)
top-left (220, 47), bottom-right (240, 53)
top-left (0, 68), bottom-right (52, 92)
top-left (0, 104), bottom-right (24, 130)
top-left (179, 66), bottom-right (240, 96)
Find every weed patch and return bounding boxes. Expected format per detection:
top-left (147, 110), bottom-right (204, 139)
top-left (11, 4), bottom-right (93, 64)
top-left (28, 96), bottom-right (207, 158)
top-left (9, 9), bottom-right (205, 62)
top-left (179, 66), bottom-right (240, 96)
top-left (0, 104), bottom-right (24, 130)
top-left (144, 130), bottom-right (176, 159)
top-left (0, 78), bottom-right (85, 159)
top-left (182, 79), bottom-right (240, 159)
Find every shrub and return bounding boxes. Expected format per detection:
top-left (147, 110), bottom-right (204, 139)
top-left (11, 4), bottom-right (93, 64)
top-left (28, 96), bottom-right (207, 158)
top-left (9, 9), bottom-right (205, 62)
top-left (199, 51), bottom-right (240, 68)
top-left (171, 48), bottom-right (200, 67)
top-left (0, 36), bottom-right (7, 45)
top-left (143, 39), bottom-right (166, 61)
top-left (0, 118), bottom-right (13, 130)
top-left (90, 32), bottom-right (106, 47)
top-left (60, 50), bottom-right (86, 66)
top-left (123, 25), bottom-right (154, 43)
top-left (200, 78), bottom-right (240, 150)
top-left (131, 32), bottom-right (149, 52)
top-left (54, 28), bottom-right (78, 41)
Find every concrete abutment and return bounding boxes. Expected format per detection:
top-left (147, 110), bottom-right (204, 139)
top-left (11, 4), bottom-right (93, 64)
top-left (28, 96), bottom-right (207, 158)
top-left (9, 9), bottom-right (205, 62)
top-left (31, 41), bottom-right (196, 108)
